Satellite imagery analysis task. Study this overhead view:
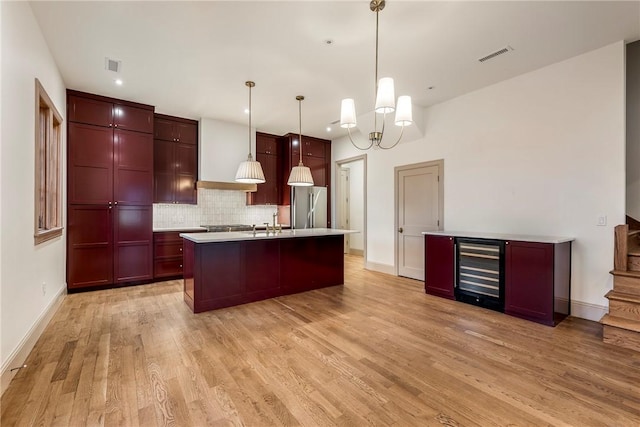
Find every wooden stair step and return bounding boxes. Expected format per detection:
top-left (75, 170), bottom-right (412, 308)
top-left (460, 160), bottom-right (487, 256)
top-left (605, 291), bottom-right (640, 321)
top-left (601, 314), bottom-right (640, 352)
top-left (605, 289), bottom-right (640, 304)
top-left (600, 314), bottom-right (640, 332)
top-left (610, 269), bottom-right (640, 278)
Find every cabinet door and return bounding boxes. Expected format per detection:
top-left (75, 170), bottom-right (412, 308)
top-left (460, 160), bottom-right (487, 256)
top-left (306, 155), bottom-right (326, 187)
top-left (68, 123), bottom-right (113, 205)
top-left (249, 152), bottom-right (278, 205)
top-left (68, 95), bottom-right (112, 127)
top-left (175, 143), bottom-right (197, 204)
top-left (175, 122), bottom-right (197, 144)
top-left (424, 235), bottom-right (455, 299)
top-left (256, 133), bottom-right (278, 155)
top-left (67, 205), bottom-right (113, 288)
top-left (505, 241), bottom-right (554, 324)
top-left (114, 129), bottom-right (153, 205)
top-left (154, 118), bottom-right (175, 141)
top-left (113, 104), bottom-right (153, 133)
top-left (153, 139), bottom-right (175, 203)
top-left (303, 137), bottom-right (325, 158)
top-left (113, 205), bottom-right (153, 283)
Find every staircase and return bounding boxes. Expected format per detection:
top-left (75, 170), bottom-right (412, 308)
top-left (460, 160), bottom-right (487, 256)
top-left (601, 224), bottom-right (640, 351)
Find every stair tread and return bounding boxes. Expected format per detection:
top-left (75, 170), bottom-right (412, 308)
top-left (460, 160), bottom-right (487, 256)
top-left (601, 314), bottom-right (640, 332)
top-left (605, 290), bottom-right (640, 304)
top-left (610, 269), bottom-right (640, 278)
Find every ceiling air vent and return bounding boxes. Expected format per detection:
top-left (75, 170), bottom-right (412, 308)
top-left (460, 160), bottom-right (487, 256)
top-left (478, 46), bottom-right (513, 63)
top-left (105, 57), bottom-right (122, 73)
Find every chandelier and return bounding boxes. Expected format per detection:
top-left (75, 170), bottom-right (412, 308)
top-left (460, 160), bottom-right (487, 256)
top-left (340, 0), bottom-right (412, 150)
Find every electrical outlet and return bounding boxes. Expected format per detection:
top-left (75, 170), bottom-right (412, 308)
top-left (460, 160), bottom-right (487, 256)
top-left (597, 215), bottom-right (607, 226)
top-left (42, 282), bottom-right (47, 296)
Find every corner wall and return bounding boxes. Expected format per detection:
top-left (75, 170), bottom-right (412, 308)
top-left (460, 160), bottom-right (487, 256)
top-left (627, 41), bottom-right (640, 221)
top-left (333, 41), bottom-right (626, 320)
top-left (1, 2), bottom-right (67, 391)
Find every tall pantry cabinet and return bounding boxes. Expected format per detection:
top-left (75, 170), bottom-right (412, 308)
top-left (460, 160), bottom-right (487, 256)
top-left (66, 90), bottom-right (154, 290)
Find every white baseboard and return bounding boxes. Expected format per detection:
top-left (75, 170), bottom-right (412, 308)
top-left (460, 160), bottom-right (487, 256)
top-left (1, 286), bottom-right (66, 396)
top-left (365, 261), bottom-right (395, 275)
top-left (349, 248), bottom-right (364, 256)
top-left (571, 300), bottom-right (607, 322)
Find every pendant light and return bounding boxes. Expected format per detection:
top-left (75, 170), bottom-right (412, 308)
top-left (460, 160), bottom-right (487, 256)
top-left (235, 81), bottom-right (266, 184)
top-left (287, 95), bottom-right (314, 187)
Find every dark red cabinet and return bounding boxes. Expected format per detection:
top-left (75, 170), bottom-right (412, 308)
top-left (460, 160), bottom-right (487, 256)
top-left (183, 235), bottom-right (344, 313)
top-left (424, 233), bottom-right (572, 326)
top-left (153, 230), bottom-right (203, 279)
top-left (66, 90), bottom-right (154, 290)
top-left (247, 132), bottom-right (280, 205)
top-left (280, 133), bottom-right (331, 227)
top-left (505, 240), bottom-right (571, 326)
top-left (424, 235), bottom-right (455, 299)
top-left (153, 114), bottom-right (198, 205)
top-left (68, 93), bottom-right (152, 133)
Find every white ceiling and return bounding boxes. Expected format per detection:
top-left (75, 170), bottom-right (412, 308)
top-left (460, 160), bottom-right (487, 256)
top-left (30, 1), bottom-right (640, 139)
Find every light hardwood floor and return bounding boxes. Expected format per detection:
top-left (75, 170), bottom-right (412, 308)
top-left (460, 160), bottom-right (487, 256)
top-left (2, 255), bottom-right (640, 426)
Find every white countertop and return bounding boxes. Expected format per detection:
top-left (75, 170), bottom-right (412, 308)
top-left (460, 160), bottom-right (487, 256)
top-left (154, 226), bottom-right (207, 232)
top-left (181, 228), bottom-right (359, 243)
top-left (422, 230), bottom-right (574, 244)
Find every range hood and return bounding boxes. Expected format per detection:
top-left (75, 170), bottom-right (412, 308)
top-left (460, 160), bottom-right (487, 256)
top-left (196, 181), bottom-right (257, 192)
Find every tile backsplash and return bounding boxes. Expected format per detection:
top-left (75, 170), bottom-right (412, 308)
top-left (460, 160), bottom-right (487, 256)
top-left (153, 189), bottom-right (280, 228)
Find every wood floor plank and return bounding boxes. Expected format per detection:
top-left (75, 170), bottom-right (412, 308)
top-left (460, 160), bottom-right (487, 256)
top-left (3, 255), bottom-right (640, 426)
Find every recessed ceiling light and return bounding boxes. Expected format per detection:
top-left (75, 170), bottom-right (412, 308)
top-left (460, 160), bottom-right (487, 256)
top-left (324, 39), bottom-right (334, 46)
top-left (114, 79), bottom-right (123, 86)
top-left (244, 108), bottom-right (250, 114)
top-left (427, 86), bottom-right (435, 90)
top-left (326, 127), bottom-right (332, 132)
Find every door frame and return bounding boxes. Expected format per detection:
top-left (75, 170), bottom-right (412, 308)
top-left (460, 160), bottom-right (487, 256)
top-left (394, 159), bottom-right (444, 277)
top-left (335, 154), bottom-right (367, 263)
top-left (338, 167), bottom-right (351, 254)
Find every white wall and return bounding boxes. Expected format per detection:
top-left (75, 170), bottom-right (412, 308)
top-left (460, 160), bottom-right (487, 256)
top-left (1, 2), bottom-right (67, 377)
top-left (627, 41), bottom-right (640, 220)
top-left (333, 42), bottom-right (626, 320)
top-left (199, 118), bottom-right (255, 182)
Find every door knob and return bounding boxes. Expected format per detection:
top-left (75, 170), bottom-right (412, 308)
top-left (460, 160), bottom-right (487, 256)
top-left (398, 227), bottom-right (403, 233)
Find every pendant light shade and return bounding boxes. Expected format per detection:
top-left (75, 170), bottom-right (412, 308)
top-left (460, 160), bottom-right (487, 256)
top-left (235, 81), bottom-right (265, 184)
top-left (287, 95), bottom-right (314, 187)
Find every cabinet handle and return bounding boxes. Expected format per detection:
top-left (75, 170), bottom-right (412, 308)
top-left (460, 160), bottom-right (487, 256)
top-left (179, 265), bottom-right (182, 268)
top-left (179, 248), bottom-right (182, 251)
top-left (398, 227), bottom-right (403, 233)
top-left (114, 201), bottom-right (118, 205)
top-left (506, 241), bottom-right (509, 245)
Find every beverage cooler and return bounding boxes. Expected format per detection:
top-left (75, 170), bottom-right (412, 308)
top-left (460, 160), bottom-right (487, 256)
top-left (455, 238), bottom-right (505, 312)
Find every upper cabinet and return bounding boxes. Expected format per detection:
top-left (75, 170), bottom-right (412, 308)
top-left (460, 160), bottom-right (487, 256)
top-left (153, 114), bottom-right (198, 204)
top-left (281, 133), bottom-right (331, 206)
top-left (68, 94), bottom-right (153, 133)
top-left (154, 117), bottom-right (197, 144)
top-left (247, 132), bottom-right (280, 206)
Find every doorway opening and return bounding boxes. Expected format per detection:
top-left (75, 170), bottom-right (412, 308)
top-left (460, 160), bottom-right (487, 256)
top-left (336, 155), bottom-right (367, 262)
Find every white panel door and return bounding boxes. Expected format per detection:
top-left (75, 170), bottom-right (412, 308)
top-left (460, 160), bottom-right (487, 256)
top-left (397, 163), bottom-right (441, 280)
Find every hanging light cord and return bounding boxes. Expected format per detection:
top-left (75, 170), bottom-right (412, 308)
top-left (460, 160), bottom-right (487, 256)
top-left (374, 5), bottom-right (379, 134)
top-left (248, 82), bottom-right (253, 157)
top-left (297, 96), bottom-right (304, 165)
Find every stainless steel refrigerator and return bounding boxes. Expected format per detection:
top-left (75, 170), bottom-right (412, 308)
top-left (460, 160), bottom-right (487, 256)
top-left (291, 186), bottom-right (327, 229)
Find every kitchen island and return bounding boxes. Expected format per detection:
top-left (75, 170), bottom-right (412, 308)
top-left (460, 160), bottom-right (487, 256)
top-left (180, 228), bottom-right (357, 313)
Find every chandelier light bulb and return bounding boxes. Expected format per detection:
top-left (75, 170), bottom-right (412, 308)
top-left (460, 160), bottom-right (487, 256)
top-left (375, 77), bottom-right (395, 114)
